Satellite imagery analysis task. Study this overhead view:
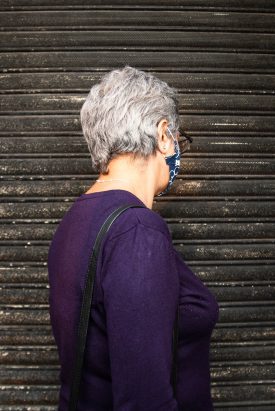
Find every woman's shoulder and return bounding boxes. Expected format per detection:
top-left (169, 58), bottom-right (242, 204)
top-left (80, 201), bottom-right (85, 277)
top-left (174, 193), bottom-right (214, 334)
top-left (106, 205), bottom-right (172, 244)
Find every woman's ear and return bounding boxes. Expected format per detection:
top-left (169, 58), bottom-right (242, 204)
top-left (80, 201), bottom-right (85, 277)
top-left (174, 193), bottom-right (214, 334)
top-left (157, 119), bottom-right (172, 156)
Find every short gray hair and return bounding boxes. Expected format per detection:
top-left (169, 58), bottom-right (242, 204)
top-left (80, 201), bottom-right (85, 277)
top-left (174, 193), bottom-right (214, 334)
top-left (80, 65), bottom-right (180, 174)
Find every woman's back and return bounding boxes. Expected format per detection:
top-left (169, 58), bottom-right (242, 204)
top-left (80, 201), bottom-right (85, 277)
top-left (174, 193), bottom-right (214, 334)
top-left (47, 189), bottom-right (180, 410)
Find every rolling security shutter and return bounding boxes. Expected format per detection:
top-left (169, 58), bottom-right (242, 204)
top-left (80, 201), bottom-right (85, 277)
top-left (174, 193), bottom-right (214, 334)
top-left (0, 0), bottom-right (274, 409)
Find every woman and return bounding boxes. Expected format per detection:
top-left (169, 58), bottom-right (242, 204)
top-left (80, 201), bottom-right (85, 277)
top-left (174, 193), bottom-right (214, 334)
top-left (47, 65), bottom-right (220, 410)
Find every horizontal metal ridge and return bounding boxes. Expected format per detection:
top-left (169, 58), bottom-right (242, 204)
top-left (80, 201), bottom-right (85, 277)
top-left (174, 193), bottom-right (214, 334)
top-left (0, 51), bottom-right (274, 73)
top-left (0, 10), bottom-right (275, 33)
top-left (1, 1), bottom-right (275, 12)
top-left (1, 72), bottom-right (274, 94)
top-left (1, 31), bottom-right (275, 53)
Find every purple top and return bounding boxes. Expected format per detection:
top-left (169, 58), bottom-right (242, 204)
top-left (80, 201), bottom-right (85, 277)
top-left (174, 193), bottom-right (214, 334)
top-left (47, 189), bottom-right (220, 411)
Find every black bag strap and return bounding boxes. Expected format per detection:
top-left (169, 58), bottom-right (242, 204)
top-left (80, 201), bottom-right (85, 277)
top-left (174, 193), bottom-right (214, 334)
top-left (68, 203), bottom-right (179, 410)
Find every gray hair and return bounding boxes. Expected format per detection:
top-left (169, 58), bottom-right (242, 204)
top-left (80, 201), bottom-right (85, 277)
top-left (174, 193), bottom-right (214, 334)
top-left (80, 65), bottom-right (180, 174)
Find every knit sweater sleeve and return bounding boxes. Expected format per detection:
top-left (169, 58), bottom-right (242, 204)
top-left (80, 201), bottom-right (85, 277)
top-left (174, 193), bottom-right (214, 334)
top-left (101, 222), bottom-right (180, 411)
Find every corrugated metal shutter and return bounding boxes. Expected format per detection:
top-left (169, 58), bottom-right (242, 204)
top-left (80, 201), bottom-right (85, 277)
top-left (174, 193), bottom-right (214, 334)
top-left (1, 1), bottom-right (274, 409)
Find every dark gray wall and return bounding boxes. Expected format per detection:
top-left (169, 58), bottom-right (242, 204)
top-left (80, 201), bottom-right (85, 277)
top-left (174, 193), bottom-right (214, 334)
top-left (1, 1), bottom-right (275, 409)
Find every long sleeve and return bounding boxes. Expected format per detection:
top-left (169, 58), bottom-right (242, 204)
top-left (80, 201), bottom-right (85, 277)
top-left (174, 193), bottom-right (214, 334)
top-left (101, 222), bottom-right (180, 411)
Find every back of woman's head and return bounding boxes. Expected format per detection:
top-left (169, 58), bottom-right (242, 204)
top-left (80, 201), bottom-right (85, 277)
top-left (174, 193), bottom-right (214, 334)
top-left (80, 65), bottom-right (180, 174)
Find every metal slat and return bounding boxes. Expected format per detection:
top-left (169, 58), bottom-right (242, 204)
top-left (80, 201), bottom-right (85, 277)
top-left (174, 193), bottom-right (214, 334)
top-left (0, 304), bottom-right (274, 325)
top-left (1, 93), bottom-right (275, 113)
top-left (1, 221), bottom-right (275, 240)
top-left (1, 284), bottom-right (275, 304)
top-left (1, 31), bottom-right (275, 53)
top-left (1, 72), bottom-right (275, 93)
top-left (0, 10), bottom-right (275, 32)
top-left (1, 115), bottom-right (275, 134)
top-left (1, 0), bottom-right (275, 12)
top-left (1, 136), bottom-right (275, 154)
top-left (1, 263), bottom-right (275, 284)
top-left (1, 324), bottom-right (275, 344)
top-left (1, 243), bottom-right (275, 262)
top-left (1, 383), bottom-right (275, 405)
top-left (1, 200), bottom-right (275, 219)
top-left (3, 363), bottom-right (275, 385)
top-left (2, 157), bottom-right (275, 175)
top-left (0, 362), bottom-right (272, 384)
top-left (0, 343), bottom-right (275, 365)
top-left (1, 51), bottom-right (275, 72)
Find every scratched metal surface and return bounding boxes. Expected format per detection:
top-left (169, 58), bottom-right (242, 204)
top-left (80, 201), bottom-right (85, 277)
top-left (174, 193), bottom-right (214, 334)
top-left (0, 1), bottom-right (275, 409)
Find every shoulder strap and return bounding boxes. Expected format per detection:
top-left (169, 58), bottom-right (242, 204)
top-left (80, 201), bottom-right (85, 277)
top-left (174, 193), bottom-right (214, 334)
top-left (68, 203), bottom-right (179, 410)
